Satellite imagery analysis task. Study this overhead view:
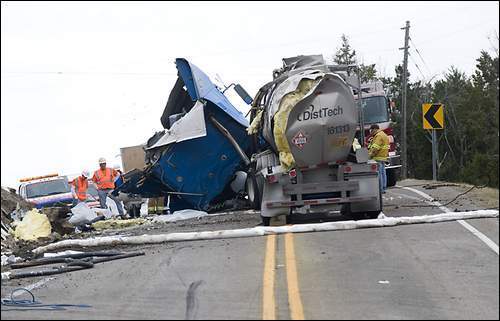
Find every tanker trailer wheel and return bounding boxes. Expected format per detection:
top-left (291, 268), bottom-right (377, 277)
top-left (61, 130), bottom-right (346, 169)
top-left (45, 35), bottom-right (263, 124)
top-left (386, 168), bottom-right (397, 187)
top-left (341, 203), bottom-right (362, 219)
top-left (285, 208), bottom-right (294, 224)
top-left (246, 171), bottom-right (262, 210)
top-left (340, 203), bottom-right (350, 217)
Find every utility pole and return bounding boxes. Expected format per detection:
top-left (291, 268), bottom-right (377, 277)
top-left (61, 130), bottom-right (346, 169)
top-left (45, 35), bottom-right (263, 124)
top-left (356, 65), bottom-right (365, 146)
top-left (400, 20), bottom-right (410, 179)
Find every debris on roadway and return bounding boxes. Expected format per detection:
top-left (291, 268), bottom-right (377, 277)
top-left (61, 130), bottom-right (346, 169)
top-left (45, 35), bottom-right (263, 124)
top-left (1, 254), bottom-right (22, 266)
top-left (2, 250), bottom-right (145, 280)
top-left (150, 209), bottom-right (208, 223)
top-left (1, 187), bottom-right (34, 254)
top-left (92, 218), bottom-right (149, 231)
top-left (1, 186), bottom-right (34, 214)
top-left (12, 209), bottom-right (52, 241)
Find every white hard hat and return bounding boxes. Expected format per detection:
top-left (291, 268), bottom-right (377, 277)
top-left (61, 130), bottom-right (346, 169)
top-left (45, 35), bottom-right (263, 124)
top-left (113, 164), bottom-right (121, 170)
top-left (82, 170), bottom-right (90, 178)
top-left (98, 157), bottom-right (106, 164)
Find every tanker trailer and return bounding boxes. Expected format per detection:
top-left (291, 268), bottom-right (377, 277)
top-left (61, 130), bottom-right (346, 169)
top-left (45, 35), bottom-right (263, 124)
top-left (246, 55), bottom-right (382, 225)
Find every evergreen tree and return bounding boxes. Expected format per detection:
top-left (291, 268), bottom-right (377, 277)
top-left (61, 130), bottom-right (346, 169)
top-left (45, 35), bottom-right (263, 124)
top-left (333, 34), bottom-right (357, 66)
top-left (333, 34), bottom-right (378, 82)
top-left (359, 64), bottom-right (377, 83)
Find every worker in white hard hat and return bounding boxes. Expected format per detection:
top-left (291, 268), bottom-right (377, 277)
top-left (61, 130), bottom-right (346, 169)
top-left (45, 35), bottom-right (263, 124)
top-left (92, 157), bottom-right (125, 218)
top-left (70, 170), bottom-right (90, 205)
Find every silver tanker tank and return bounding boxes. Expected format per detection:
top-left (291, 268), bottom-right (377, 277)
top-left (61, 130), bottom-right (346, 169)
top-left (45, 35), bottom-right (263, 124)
top-left (246, 54), bottom-right (382, 225)
top-left (258, 57), bottom-right (359, 169)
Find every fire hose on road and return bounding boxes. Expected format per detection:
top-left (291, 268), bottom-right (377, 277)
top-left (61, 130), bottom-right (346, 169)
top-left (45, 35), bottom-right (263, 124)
top-left (1, 251), bottom-right (145, 280)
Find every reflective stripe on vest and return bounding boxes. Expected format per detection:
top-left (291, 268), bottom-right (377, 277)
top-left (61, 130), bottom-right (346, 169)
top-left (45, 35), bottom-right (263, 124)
top-left (95, 168), bottom-right (114, 189)
top-left (74, 177), bottom-right (88, 201)
top-left (370, 131), bottom-right (390, 161)
top-left (370, 143), bottom-right (390, 150)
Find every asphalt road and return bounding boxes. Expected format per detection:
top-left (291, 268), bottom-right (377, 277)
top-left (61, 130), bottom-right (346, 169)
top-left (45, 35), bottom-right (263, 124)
top-left (2, 181), bottom-right (498, 320)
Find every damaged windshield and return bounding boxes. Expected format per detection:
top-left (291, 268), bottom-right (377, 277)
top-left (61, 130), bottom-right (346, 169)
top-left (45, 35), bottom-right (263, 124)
top-left (25, 179), bottom-right (70, 198)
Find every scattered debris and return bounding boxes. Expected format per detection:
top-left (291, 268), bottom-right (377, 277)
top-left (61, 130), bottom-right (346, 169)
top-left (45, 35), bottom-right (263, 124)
top-left (423, 183), bottom-right (460, 189)
top-left (1, 254), bottom-right (22, 266)
top-left (1, 186), bottom-right (196, 263)
top-left (2, 250), bottom-right (145, 280)
top-left (12, 209), bottom-right (52, 241)
top-left (378, 280), bottom-right (390, 284)
top-left (1, 288), bottom-right (91, 311)
top-left (92, 218), bottom-right (148, 230)
top-left (9, 207), bottom-right (28, 222)
top-left (1, 220), bottom-right (14, 241)
top-left (1, 187), bottom-right (33, 215)
top-left (1, 187), bottom-right (34, 254)
top-left (43, 250), bottom-right (83, 258)
top-left (150, 209), bottom-right (208, 224)
top-left (68, 202), bottom-right (106, 226)
top-left (41, 206), bottom-right (74, 235)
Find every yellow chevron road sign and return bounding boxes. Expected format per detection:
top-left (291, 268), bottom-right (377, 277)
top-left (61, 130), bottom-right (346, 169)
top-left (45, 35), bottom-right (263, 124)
top-left (422, 103), bottom-right (444, 129)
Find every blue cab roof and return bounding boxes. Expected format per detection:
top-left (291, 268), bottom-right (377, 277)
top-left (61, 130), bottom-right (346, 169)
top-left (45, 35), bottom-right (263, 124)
top-left (175, 58), bottom-right (249, 127)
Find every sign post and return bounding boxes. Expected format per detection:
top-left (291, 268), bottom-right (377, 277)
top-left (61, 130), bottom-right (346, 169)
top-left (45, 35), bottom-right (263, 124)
top-left (431, 130), bottom-right (438, 181)
top-left (422, 103), bottom-right (444, 181)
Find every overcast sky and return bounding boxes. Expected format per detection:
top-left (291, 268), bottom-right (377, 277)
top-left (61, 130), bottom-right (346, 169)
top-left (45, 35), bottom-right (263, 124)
top-left (1, 1), bottom-right (498, 188)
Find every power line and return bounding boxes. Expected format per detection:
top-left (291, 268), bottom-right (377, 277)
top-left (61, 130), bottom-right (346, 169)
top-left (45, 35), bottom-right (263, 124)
top-left (408, 37), bottom-right (442, 85)
top-left (191, 19), bottom-right (457, 59)
top-left (1, 71), bottom-right (177, 76)
top-left (414, 20), bottom-right (496, 45)
top-left (191, 19), bottom-right (497, 60)
top-left (408, 52), bottom-right (427, 82)
top-left (409, 37), bottom-right (432, 75)
top-left (190, 22), bottom-right (408, 59)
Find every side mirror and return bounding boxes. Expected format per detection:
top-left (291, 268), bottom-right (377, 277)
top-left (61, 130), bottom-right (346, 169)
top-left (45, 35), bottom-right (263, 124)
top-left (233, 84), bottom-right (253, 105)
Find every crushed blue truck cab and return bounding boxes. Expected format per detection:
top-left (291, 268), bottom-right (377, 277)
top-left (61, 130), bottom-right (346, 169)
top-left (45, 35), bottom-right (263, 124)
top-left (114, 59), bottom-right (251, 212)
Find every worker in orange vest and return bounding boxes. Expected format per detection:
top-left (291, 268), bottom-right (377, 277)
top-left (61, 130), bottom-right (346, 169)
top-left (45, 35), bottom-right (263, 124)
top-left (92, 157), bottom-right (125, 218)
top-left (70, 170), bottom-right (89, 206)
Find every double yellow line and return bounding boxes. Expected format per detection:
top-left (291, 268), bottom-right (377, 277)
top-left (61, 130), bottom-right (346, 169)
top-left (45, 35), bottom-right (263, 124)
top-left (263, 235), bottom-right (277, 319)
top-left (262, 233), bottom-right (305, 320)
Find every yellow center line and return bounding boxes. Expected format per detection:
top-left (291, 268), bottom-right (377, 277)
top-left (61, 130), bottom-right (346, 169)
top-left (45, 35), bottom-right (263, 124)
top-left (263, 234), bottom-right (276, 320)
top-left (285, 233), bottom-right (305, 320)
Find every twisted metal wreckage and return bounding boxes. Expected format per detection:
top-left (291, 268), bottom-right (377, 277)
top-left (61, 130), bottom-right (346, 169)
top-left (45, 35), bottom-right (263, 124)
top-left (114, 58), bottom-right (254, 212)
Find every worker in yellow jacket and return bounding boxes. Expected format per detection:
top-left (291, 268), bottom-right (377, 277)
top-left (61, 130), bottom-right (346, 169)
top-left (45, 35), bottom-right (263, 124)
top-left (368, 124), bottom-right (390, 193)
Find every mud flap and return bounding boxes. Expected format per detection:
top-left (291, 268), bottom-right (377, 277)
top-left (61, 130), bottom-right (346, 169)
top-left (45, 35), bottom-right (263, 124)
top-left (260, 182), bottom-right (291, 218)
top-left (348, 175), bottom-right (381, 214)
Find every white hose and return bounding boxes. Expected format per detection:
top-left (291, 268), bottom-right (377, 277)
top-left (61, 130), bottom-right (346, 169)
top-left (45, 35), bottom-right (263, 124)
top-left (32, 210), bottom-right (498, 255)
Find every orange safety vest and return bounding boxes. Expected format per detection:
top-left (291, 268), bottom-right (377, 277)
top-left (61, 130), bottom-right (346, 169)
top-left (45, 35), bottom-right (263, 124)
top-left (72, 176), bottom-right (88, 201)
top-left (93, 168), bottom-right (116, 190)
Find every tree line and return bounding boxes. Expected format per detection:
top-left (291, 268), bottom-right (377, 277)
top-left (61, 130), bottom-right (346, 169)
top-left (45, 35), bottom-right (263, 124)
top-left (334, 34), bottom-right (499, 188)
